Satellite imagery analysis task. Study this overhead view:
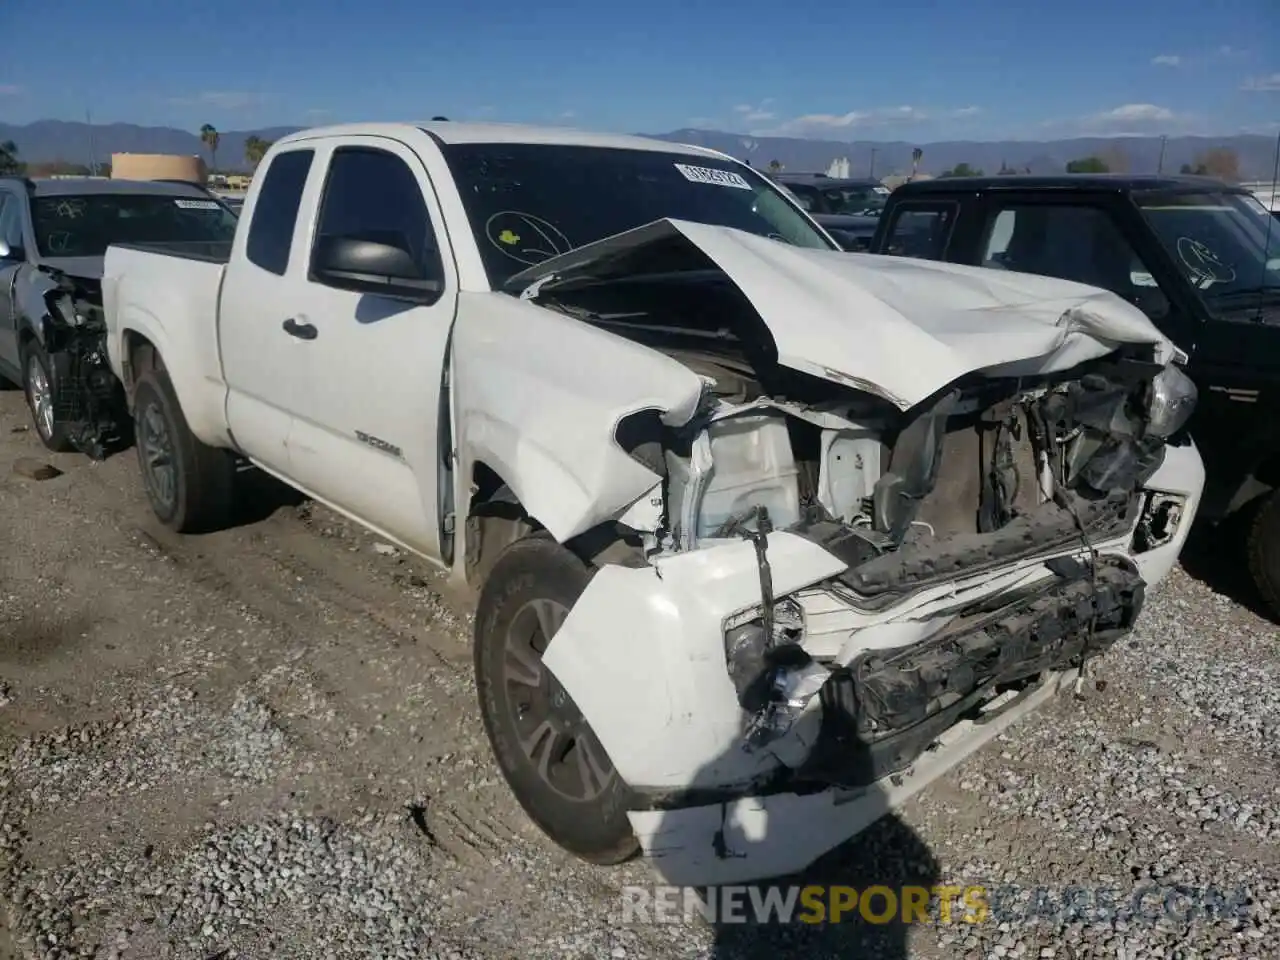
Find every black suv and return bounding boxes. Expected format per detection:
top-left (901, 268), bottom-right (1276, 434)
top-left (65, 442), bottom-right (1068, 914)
top-left (868, 174), bottom-right (1280, 617)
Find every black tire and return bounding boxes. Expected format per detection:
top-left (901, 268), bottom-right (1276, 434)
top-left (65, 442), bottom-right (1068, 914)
top-left (474, 536), bottom-right (640, 865)
top-left (20, 340), bottom-right (72, 453)
top-left (133, 367), bottom-right (235, 533)
top-left (1247, 490), bottom-right (1280, 621)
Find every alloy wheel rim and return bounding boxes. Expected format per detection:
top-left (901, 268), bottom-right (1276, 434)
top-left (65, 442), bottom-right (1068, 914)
top-left (502, 597), bottom-right (616, 803)
top-left (139, 401), bottom-right (177, 510)
top-left (26, 355), bottom-right (54, 440)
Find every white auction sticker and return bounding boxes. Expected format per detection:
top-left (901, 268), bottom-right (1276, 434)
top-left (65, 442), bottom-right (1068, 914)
top-left (673, 163), bottom-right (752, 190)
top-left (873, 186), bottom-right (890, 195)
top-left (174, 198), bottom-right (220, 210)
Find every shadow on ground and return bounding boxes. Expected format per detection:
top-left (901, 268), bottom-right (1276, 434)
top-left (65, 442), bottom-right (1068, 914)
top-left (229, 464), bottom-right (309, 526)
top-left (1178, 506), bottom-right (1276, 623)
top-left (706, 813), bottom-right (940, 958)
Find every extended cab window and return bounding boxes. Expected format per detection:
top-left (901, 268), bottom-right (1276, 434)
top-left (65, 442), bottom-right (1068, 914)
top-left (246, 149), bottom-right (314, 276)
top-left (979, 203), bottom-right (1169, 317)
top-left (310, 147), bottom-right (443, 285)
top-left (883, 204), bottom-right (957, 259)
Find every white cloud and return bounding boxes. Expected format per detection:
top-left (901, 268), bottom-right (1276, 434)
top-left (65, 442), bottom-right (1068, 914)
top-left (758, 104), bottom-right (977, 137)
top-left (1242, 72), bottom-right (1280, 92)
top-left (1055, 103), bottom-right (1194, 137)
top-left (0, 84), bottom-right (22, 96)
top-left (558, 110), bottom-right (577, 119)
top-left (1215, 44), bottom-right (1247, 58)
top-left (734, 99), bottom-right (777, 122)
top-left (168, 91), bottom-right (263, 111)
top-left (1097, 103), bottom-right (1177, 123)
top-left (1151, 54), bottom-right (1182, 67)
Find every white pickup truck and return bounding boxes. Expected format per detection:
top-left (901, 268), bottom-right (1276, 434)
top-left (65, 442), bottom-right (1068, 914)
top-left (102, 121), bottom-right (1205, 885)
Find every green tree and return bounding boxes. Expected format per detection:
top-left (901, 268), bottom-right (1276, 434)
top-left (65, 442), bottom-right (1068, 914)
top-left (767, 159), bottom-right (783, 175)
top-left (940, 162), bottom-right (982, 177)
top-left (200, 123), bottom-right (221, 174)
top-left (0, 140), bottom-right (22, 175)
top-left (1066, 156), bottom-right (1110, 173)
top-left (244, 135), bottom-right (273, 169)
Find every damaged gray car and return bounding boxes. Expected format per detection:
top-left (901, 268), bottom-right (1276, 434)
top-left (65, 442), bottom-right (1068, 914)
top-left (0, 176), bottom-right (237, 458)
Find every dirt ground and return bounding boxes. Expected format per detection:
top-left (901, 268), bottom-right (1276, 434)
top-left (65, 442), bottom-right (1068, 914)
top-left (0, 386), bottom-right (1277, 960)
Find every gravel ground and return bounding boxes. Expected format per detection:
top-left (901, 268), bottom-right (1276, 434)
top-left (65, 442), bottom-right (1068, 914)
top-left (0, 388), bottom-right (1277, 960)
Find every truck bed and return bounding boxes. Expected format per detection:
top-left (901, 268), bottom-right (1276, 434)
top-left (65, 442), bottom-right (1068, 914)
top-left (112, 240), bottom-right (233, 264)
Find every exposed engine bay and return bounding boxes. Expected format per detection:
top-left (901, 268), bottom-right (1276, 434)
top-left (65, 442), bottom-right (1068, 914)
top-left (34, 267), bottom-right (128, 460)
top-left (530, 266), bottom-right (1198, 794)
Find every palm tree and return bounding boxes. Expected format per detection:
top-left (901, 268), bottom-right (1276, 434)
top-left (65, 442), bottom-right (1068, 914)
top-left (200, 124), bottom-right (220, 175)
top-left (244, 135), bottom-right (272, 169)
top-left (911, 147), bottom-right (923, 179)
top-left (0, 140), bottom-right (21, 175)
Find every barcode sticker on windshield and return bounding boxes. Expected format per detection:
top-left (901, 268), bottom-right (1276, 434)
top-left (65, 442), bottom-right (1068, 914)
top-left (673, 163), bottom-right (752, 190)
top-left (174, 199), bottom-right (220, 210)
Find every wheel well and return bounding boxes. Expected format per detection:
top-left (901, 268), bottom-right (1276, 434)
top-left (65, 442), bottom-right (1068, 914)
top-left (121, 331), bottom-right (163, 403)
top-left (464, 461), bottom-right (645, 590)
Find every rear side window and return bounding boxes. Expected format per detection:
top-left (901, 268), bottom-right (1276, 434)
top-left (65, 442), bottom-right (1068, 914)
top-left (310, 146), bottom-right (443, 283)
top-left (883, 203), bottom-right (958, 260)
top-left (246, 149), bottom-right (314, 275)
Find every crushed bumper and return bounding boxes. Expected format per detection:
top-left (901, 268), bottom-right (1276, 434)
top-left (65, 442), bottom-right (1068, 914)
top-left (541, 439), bottom-right (1204, 883)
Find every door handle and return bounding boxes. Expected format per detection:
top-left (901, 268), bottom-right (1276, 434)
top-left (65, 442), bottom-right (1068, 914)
top-left (282, 318), bottom-right (318, 340)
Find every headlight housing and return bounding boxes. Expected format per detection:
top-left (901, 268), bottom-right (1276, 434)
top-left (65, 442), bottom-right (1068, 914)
top-left (1146, 363), bottom-right (1197, 439)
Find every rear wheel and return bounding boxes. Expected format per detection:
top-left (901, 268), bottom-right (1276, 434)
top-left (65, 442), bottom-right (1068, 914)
top-left (474, 536), bottom-right (639, 865)
top-left (133, 367), bottom-right (235, 533)
top-left (21, 341), bottom-right (72, 453)
top-left (1247, 490), bottom-right (1280, 621)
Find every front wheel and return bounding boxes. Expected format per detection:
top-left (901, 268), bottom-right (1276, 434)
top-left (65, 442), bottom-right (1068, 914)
top-left (1247, 490), bottom-right (1280, 621)
top-left (133, 368), bottom-right (235, 533)
top-left (474, 536), bottom-right (640, 865)
top-left (21, 341), bottom-right (72, 453)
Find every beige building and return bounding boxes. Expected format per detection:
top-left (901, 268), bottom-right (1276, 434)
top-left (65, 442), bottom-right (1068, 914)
top-left (110, 152), bottom-right (207, 183)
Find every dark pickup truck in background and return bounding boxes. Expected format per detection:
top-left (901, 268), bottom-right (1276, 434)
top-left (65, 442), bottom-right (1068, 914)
top-left (866, 174), bottom-right (1280, 618)
top-left (773, 173), bottom-right (887, 251)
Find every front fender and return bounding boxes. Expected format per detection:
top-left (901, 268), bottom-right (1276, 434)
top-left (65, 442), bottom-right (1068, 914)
top-left (453, 292), bottom-right (704, 542)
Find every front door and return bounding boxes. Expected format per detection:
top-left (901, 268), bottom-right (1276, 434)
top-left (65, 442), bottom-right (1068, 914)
top-left (273, 135), bottom-right (461, 561)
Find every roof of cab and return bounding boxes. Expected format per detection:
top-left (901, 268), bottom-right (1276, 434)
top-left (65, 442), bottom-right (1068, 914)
top-left (273, 120), bottom-right (732, 159)
top-left (893, 173), bottom-right (1249, 195)
top-left (6, 177), bottom-right (215, 198)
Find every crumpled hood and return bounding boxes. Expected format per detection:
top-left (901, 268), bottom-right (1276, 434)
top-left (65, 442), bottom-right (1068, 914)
top-left (508, 218), bottom-right (1175, 411)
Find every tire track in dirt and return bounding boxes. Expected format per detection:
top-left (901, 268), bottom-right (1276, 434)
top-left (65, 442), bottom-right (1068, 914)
top-left (3, 442), bottom-right (562, 884)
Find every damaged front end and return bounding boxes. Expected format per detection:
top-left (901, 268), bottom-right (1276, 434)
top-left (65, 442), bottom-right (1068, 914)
top-left (650, 353), bottom-right (1194, 790)
top-left (32, 267), bottom-right (128, 459)
top-left (525, 226), bottom-right (1202, 820)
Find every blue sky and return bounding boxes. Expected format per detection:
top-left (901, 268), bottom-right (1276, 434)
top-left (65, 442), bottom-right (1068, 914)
top-left (2, 0), bottom-right (1277, 140)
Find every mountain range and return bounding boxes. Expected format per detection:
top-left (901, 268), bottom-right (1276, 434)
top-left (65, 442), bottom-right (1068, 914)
top-left (2, 118), bottom-right (1277, 180)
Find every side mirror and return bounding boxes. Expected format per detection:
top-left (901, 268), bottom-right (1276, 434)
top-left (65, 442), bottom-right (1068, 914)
top-left (311, 234), bottom-right (442, 302)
